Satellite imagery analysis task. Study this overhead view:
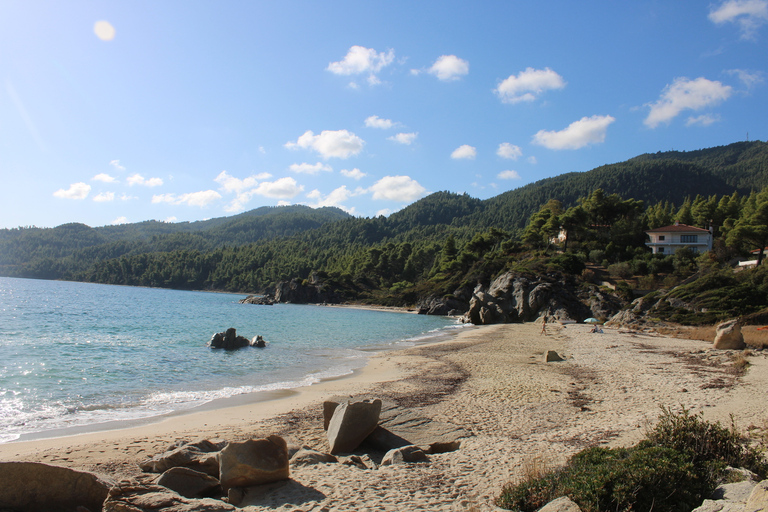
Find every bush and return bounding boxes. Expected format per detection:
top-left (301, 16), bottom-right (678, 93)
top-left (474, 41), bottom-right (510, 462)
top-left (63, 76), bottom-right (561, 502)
top-left (497, 446), bottom-right (705, 512)
top-left (496, 408), bottom-right (767, 512)
top-left (607, 261), bottom-right (632, 279)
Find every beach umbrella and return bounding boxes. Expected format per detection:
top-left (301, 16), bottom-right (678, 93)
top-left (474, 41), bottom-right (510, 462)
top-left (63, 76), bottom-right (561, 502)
top-left (584, 318), bottom-right (600, 323)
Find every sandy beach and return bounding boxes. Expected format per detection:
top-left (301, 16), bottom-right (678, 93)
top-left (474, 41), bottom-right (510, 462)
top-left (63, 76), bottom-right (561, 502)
top-left (1, 322), bottom-right (766, 511)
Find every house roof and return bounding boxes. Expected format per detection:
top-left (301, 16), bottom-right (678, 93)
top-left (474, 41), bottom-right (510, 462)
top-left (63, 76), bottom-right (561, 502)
top-left (646, 223), bottom-right (711, 233)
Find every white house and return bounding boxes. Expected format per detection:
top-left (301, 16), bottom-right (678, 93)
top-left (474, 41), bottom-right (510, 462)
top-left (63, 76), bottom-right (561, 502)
top-left (645, 222), bottom-right (713, 255)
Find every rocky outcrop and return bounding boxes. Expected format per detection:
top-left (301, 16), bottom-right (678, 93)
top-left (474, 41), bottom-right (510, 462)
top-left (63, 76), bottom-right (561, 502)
top-left (714, 319), bottom-right (746, 350)
top-left (104, 480), bottom-right (238, 512)
top-left (275, 272), bottom-right (341, 304)
top-left (239, 294), bottom-right (275, 305)
top-left (416, 287), bottom-right (472, 316)
top-left (218, 436), bottom-right (290, 491)
top-left (290, 447), bottom-right (338, 466)
top-left (326, 399), bottom-right (383, 454)
top-left (140, 439), bottom-right (226, 476)
top-left (539, 496), bottom-right (583, 512)
top-left (207, 328), bottom-right (266, 350)
top-left (0, 461), bottom-right (112, 512)
top-left (155, 467), bottom-right (221, 499)
top-left (463, 271), bottom-right (621, 325)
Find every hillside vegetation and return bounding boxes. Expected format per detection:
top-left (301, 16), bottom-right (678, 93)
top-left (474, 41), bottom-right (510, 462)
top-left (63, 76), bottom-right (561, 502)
top-left (2, 141), bottom-right (768, 322)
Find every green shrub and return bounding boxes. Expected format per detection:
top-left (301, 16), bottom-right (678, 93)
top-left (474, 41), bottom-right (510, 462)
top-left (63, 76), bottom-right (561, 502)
top-left (497, 408), bottom-right (767, 512)
top-left (496, 446), bottom-right (705, 512)
top-left (645, 407), bottom-right (767, 479)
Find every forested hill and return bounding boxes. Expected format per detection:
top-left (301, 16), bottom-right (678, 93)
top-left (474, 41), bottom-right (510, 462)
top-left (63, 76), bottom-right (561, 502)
top-left (471, 140), bottom-right (768, 231)
top-left (0, 205), bottom-right (351, 278)
top-left (1, 140), bottom-right (767, 290)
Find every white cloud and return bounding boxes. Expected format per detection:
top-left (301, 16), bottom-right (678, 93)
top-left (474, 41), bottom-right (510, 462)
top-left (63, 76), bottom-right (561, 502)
top-left (365, 115), bottom-right (395, 129)
top-left (306, 185), bottom-right (358, 213)
top-left (726, 68), bottom-right (765, 89)
top-left (644, 77), bottom-right (732, 128)
top-left (254, 177), bottom-right (304, 199)
top-left (451, 144), bottom-right (477, 159)
top-left (92, 173), bottom-right (117, 183)
top-left (533, 115), bottom-right (615, 150)
top-left (428, 55), bottom-right (469, 81)
top-left (495, 67), bottom-right (566, 104)
top-left (327, 46), bottom-right (395, 85)
top-left (53, 182), bottom-right (91, 200)
top-left (285, 129), bottom-right (365, 159)
top-left (214, 170), bottom-right (270, 193)
top-left (93, 191), bottom-right (115, 202)
top-left (127, 173), bottom-right (164, 187)
top-left (120, 193), bottom-right (136, 201)
top-left (497, 143), bottom-right (522, 160)
top-left (165, 216), bottom-right (177, 223)
top-left (289, 162), bottom-right (333, 174)
top-left (388, 132), bottom-right (418, 145)
top-left (527, 156), bottom-right (538, 164)
top-left (111, 216), bottom-right (128, 225)
top-left (376, 208), bottom-right (392, 217)
top-left (109, 160), bottom-right (125, 172)
top-left (709, 0), bottom-right (768, 39)
top-left (369, 175), bottom-right (427, 201)
top-left (341, 168), bottom-right (366, 180)
top-left (498, 170), bottom-right (521, 180)
top-left (151, 190), bottom-right (221, 207)
top-left (686, 114), bottom-right (721, 126)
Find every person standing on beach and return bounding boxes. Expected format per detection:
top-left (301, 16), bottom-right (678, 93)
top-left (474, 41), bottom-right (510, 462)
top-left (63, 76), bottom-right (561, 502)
top-left (540, 313), bottom-right (548, 335)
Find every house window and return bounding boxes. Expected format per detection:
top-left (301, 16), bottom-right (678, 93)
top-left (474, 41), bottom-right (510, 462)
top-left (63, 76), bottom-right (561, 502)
top-left (680, 235), bottom-right (698, 243)
top-left (658, 235), bottom-right (665, 241)
top-left (658, 247), bottom-right (665, 253)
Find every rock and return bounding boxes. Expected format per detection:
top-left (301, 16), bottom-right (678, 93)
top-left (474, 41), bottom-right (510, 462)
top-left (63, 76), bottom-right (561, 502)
top-left (360, 399), bottom-right (466, 454)
top-left (463, 271), bottom-right (612, 325)
top-left (380, 445), bottom-right (429, 465)
top-left (251, 335), bottom-right (267, 348)
top-left (745, 480), bottom-right (768, 512)
top-left (218, 435), bottom-right (290, 491)
top-left (545, 350), bottom-right (565, 362)
top-left (155, 467), bottom-right (221, 499)
top-left (207, 328), bottom-right (252, 350)
top-left (326, 399), bottom-right (382, 454)
top-left (714, 319), bottom-right (746, 350)
top-left (0, 461), bottom-right (112, 512)
top-left (338, 454), bottom-right (378, 470)
top-left (274, 271), bottom-right (341, 304)
top-left (416, 289), bottom-right (471, 316)
top-left (539, 496), bottom-right (583, 512)
top-left (290, 448), bottom-right (338, 466)
top-left (239, 294), bottom-right (275, 305)
top-left (140, 439), bottom-right (226, 477)
top-left (693, 500), bottom-right (745, 512)
top-left (712, 480), bottom-right (759, 502)
top-left (104, 480), bottom-right (238, 512)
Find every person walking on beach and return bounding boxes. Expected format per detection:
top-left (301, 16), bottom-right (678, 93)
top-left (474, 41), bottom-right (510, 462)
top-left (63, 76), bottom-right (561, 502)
top-left (540, 313), bottom-right (548, 335)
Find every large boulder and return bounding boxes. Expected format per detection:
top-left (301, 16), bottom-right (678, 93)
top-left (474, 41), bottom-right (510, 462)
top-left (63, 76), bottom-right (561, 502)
top-left (140, 439), bottom-right (226, 476)
top-left (155, 467), bottom-right (221, 499)
top-left (714, 319), bottom-right (746, 350)
top-left (359, 400), bottom-right (466, 454)
top-left (0, 461), bottom-right (112, 512)
top-left (326, 399), bottom-right (382, 454)
top-left (104, 480), bottom-right (238, 512)
top-left (539, 496), bottom-right (583, 512)
top-left (274, 271), bottom-right (341, 304)
top-left (207, 328), bottom-right (251, 350)
top-left (218, 435), bottom-right (290, 491)
top-left (745, 480), bottom-right (768, 512)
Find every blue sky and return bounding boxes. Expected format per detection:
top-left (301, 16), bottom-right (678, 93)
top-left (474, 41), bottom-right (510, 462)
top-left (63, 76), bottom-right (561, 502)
top-left (1, 1), bottom-right (766, 229)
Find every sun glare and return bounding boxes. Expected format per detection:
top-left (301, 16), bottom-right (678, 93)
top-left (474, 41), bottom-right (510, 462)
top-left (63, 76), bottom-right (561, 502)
top-left (93, 20), bottom-right (116, 41)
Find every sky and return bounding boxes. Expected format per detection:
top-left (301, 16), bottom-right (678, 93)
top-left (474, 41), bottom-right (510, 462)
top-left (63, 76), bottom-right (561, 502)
top-left (1, 1), bottom-right (767, 229)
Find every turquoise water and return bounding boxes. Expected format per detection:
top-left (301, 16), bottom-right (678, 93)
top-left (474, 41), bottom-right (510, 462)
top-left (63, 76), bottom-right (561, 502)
top-left (0, 277), bottom-right (459, 443)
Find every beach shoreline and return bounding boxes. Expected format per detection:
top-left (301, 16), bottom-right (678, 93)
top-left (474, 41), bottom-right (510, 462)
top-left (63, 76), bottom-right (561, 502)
top-left (2, 321), bottom-right (766, 511)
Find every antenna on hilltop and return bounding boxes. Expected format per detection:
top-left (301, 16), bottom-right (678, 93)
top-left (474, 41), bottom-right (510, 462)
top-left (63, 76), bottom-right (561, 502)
top-left (747, 132), bottom-right (749, 141)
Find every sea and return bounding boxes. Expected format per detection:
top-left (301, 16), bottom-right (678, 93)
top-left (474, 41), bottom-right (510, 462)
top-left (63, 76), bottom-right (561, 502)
top-left (0, 276), bottom-right (463, 443)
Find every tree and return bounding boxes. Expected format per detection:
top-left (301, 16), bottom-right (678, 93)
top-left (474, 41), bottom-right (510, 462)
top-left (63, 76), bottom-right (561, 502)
top-left (727, 189), bottom-right (768, 266)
